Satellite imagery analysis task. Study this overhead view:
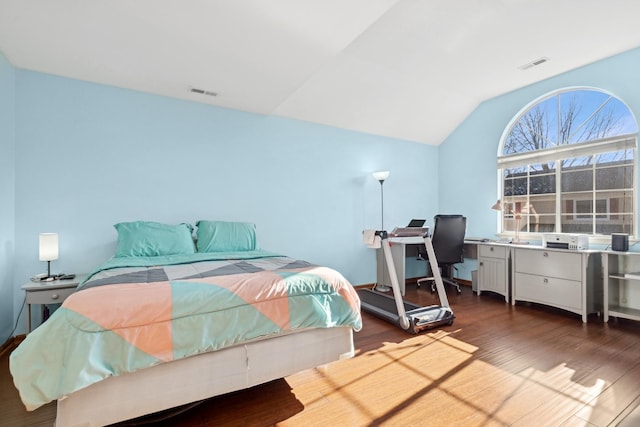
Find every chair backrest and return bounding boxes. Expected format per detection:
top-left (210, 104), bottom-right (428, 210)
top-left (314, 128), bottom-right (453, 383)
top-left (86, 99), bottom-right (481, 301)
top-left (431, 214), bottom-right (467, 265)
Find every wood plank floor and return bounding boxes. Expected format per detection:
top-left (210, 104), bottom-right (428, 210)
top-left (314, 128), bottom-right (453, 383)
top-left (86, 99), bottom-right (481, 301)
top-left (2, 284), bottom-right (640, 426)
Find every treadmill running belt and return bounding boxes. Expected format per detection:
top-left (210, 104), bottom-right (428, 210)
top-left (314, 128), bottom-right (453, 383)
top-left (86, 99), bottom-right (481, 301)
top-left (357, 288), bottom-right (454, 333)
top-left (358, 289), bottom-right (422, 314)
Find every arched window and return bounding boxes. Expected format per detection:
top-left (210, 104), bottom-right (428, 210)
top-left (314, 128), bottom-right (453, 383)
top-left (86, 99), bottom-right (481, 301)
top-left (498, 87), bottom-right (638, 237)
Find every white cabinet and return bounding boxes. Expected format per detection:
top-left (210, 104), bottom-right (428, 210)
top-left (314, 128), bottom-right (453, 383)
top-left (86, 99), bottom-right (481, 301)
top-left (512, 247), bottom-right (601, 322)
top-left (477, 243), bottom-right (509, 302)
top-left (603, 252), bottom-right (640, 322)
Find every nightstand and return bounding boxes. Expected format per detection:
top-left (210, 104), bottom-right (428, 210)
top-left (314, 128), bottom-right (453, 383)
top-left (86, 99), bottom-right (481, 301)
top-left (22, 275), bottom-right (83, 333)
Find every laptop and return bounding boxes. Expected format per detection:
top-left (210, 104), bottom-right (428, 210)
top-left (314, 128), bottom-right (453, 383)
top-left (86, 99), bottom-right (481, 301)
top-left (407, 219), bottom-right (426, 228)
top-left (392, 219), bottom-right (429, 237)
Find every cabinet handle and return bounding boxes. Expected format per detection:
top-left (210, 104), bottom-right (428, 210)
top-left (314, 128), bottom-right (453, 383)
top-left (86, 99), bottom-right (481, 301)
top-left (479, 262), bottom-right (484, 266)
top-left (490, 247), bottom-right (494, 252)
top-left (543, 252), bottom-right (549, 257)
top-left (543, 278), bottom-right (548, 284)
top-left (51, 294), bottom-right (59, 300)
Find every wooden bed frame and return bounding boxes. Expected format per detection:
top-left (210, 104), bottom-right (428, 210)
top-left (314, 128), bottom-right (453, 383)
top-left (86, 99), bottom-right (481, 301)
top-left (55, 326), bottom-right (355, 427)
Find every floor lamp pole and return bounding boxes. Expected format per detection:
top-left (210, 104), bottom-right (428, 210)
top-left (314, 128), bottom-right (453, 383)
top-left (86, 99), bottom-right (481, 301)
top-left (373, 171), bottom-right (390, 292)
top-left (380, 180), bottom-right (385, 230)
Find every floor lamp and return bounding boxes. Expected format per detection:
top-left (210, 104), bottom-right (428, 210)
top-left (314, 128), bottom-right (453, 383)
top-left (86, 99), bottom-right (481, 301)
top-left (373, 171), bottom-right (390, 292)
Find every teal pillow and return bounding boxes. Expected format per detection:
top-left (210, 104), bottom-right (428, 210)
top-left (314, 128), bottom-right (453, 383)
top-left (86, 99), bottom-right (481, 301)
top-left (196, 220), bottom-right (258, 252)
top-left (114, 221), bottom-right (195, 257)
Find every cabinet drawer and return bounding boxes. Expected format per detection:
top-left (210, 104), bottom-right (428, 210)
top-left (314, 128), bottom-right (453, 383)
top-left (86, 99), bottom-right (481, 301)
top-left (479, 244), bottom-right (508, 259)
top-left (515, 249), bottom-right (582, 281)
top-left (515, 272), bottom-right (581, 311)
top-left (26, 287), bottom-right (76, 305)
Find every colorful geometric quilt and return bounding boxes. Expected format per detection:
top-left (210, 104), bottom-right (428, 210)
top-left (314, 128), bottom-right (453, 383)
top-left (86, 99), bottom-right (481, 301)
top-left (10, 252), bottom-right (362, 411)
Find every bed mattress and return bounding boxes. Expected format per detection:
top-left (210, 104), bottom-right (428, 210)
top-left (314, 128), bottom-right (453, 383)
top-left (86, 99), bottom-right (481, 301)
top-left (10, 251), bottom-right (362, 412)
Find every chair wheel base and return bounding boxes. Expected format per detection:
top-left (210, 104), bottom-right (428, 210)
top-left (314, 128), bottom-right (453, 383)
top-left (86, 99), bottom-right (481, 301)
top-left (416, 278), bottom-right (462, 295)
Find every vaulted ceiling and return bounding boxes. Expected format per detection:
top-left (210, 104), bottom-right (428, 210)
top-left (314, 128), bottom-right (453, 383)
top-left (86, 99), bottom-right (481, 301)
top-left (2, 0), bottom-right (640, 145)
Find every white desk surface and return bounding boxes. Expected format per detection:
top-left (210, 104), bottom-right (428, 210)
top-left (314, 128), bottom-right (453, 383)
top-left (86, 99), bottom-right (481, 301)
top-left (388, 236), bottom-right (425, 244)
top-left (389, 236), bottom-right (508, 246)
top-left (388, 236), bottom-right (510, 247)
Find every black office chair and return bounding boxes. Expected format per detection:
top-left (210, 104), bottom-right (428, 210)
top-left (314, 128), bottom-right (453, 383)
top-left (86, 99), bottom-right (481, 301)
top-left (416, 214), bottom-right (467, 294)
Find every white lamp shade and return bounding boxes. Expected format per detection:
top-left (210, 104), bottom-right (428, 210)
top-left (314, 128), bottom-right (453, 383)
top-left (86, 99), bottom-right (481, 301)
top-left (372, 170), bottom-right (390, 182)
top-left (39, 233), bottom-right (59, 261)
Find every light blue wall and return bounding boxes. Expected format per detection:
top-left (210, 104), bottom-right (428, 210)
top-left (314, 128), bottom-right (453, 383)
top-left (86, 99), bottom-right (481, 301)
top-left (10, 70), bottom-right (439, 333)
top-left (439, 47), bottom-right (640, 279)
top-left (0, 52), bottom-right (16, 342)
top-left (6, 47), bottom-right (640, 336)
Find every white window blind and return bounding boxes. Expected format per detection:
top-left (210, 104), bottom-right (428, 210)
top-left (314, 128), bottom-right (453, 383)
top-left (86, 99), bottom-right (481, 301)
top-left (498, 134), bottom-right (636, 169)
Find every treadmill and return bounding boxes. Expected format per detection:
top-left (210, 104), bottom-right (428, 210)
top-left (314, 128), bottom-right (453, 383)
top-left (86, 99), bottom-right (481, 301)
top-left (358, 230), bottom-right (454, 333)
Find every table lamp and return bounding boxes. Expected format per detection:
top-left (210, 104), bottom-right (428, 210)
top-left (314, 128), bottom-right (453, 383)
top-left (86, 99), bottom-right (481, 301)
top-left (39, 233), bottom-right (59, 281)
top-left (491, 200), bottom-right (528, 244)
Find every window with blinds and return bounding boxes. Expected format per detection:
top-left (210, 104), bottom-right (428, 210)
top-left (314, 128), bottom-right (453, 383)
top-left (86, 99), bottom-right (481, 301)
top-left (497, 88), bottom-right (638, 236)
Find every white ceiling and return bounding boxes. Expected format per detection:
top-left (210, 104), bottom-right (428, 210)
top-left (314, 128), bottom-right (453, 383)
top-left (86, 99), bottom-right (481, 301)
top-left (2, 0), bottom-right (640, 145)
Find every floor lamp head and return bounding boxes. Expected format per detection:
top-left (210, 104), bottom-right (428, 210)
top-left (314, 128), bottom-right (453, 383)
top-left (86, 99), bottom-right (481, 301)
top-left (372, 170), bottom-right (390, 184)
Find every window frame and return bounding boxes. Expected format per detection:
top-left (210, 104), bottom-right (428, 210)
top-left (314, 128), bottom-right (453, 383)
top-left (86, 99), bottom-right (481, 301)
top-left (573, 199), bottom-right (609, 221)
top-left (497, 87), bottom-right (638, 238)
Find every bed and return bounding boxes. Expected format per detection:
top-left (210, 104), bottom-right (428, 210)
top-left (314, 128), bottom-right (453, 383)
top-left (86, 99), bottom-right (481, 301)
top-left (10, 221), bottom-right (362, 427)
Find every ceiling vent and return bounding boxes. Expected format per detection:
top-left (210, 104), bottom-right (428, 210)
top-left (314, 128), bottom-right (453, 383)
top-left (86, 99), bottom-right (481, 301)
top-left (518, 57), bottom-right (549, 70)
top-left (189, 87), bottom-right (218, 97)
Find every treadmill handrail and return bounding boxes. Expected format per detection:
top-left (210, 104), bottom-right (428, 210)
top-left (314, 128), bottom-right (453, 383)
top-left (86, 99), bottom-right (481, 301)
top-left (376, 230), bottom-right (450, 331)
top-left (377, 231), bottom-right (411, 330)
top-left (421, 234), bottom-right (450, 308)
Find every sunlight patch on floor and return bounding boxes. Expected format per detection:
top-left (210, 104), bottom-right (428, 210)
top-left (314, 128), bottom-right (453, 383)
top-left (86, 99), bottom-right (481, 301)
top-left (285, 331), bottom-right (610, 426)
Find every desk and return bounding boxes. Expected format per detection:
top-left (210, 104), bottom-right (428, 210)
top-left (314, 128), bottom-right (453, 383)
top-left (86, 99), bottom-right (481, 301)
top-left (467, 242), bottom-right (601, 322)
top-left (376, 236), bottom-right (428, 296)
top-left (377, 237), bottom-right (482, 296)
top-left (377, 237), bottom-right (603, 322)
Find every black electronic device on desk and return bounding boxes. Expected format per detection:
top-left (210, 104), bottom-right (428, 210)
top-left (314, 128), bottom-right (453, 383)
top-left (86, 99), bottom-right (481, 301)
top-left (358, 230), bottom-right (454, 333)
top-left (391, 218), bottom-right (429, 237)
